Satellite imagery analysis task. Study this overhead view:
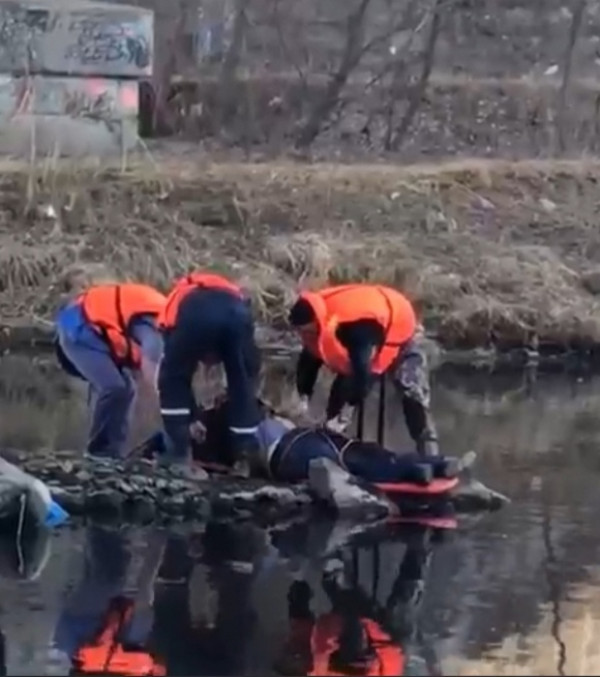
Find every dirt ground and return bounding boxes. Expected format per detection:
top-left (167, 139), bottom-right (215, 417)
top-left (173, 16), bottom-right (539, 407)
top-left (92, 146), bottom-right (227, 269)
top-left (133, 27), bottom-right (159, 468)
top-left (2, 155), bottom-right (600, 353)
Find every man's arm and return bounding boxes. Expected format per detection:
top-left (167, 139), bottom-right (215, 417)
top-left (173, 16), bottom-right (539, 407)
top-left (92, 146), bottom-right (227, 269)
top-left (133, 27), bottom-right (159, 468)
top-left (130, 316), bottom-right (164, 388)
top-left (336, 320), bottom-right (385, 404)
top-left (296, 348), bottom-right (323, 399)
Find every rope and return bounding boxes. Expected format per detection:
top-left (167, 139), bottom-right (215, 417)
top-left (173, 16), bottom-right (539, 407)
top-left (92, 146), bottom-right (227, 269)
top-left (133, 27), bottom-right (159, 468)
top-left (15, 493), bottom-right (27, 577)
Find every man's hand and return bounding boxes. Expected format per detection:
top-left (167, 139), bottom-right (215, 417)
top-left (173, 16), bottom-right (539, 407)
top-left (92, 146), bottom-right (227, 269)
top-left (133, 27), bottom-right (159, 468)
top-left (324, 416), bottom-right (350, 434)
top-left (324, 404), bottom-right (354, 434)
top-left (189, 420), bottom-right (206, 443)
top-left (288, 393), bottom-right (314, 425)
top-left (298, 394), bottom-right (310, 414)
top-left (213, 391), bottom-right (228, 407)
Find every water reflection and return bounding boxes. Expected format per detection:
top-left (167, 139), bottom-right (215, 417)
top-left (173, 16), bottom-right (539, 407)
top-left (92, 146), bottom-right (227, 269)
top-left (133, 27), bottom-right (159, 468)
top-left (0, 518), bottom-right (456, 676)
top-left (3, 356), bottom-right (600, 674)
top-left (55, 526), bottom-right (165, 676)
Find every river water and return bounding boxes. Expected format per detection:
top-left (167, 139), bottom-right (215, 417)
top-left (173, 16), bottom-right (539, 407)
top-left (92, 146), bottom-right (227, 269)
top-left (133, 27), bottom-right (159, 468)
top-left (1, 355), bottom-right (600, 675)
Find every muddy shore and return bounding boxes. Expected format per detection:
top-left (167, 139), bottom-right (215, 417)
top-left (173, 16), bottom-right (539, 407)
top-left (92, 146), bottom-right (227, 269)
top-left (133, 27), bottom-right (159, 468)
top-left (2, 157), bottom-right (600, 359)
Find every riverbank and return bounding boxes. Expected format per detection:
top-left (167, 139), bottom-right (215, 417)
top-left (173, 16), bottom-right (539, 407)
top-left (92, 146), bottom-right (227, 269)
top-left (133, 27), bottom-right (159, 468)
top-left (2, 156), bottom-right (600, 354)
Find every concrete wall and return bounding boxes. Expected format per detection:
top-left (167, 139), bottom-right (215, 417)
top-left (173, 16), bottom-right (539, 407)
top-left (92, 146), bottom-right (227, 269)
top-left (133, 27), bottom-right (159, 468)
top-left (0, 0), bottom-right (153, 78)
top-left (0, 0), bottom-right (153, 157)
top-left (0, 73), bottom-right (139, 155)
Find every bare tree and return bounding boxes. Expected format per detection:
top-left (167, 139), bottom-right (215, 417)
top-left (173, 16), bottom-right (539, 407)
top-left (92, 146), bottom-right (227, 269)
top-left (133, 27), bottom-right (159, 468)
top-left (217, 0), bottom-right (252, 123)
top-left (556, 0), bottom-right (587, 154)
top-left (386, 0), bottom-right (444, 151)
top-left (292, 0), bottom-right (443, 150)
top-left (294, 0), bottom-right (373, 149)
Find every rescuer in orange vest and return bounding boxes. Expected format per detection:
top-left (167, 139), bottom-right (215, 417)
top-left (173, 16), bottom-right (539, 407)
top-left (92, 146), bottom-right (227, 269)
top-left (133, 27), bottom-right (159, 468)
top-left (54, 283), bottom-right (166, 459)
top-left (274, 523), bottom-right (444, 677)
top-left (54, 526), bottom-right (167, 677)
top-left (156, 272), bottom-right (261, 476)
top-left (275, 562), bottom-right (405, 676)
top-left (288, 284), bottom-right (439, 455)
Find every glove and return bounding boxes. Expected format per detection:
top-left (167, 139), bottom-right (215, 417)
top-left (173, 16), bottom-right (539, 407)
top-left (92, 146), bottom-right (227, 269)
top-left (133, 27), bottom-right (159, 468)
top-left (297, 395), bottom-right (310, 415)
top-left (324, 404), bottom-right (354, 433)
top-left (324, 415), bottom-right (351, 433)
top-left (189, 420), bottom-right (207, 443)
top-left (231, 433), bottom-right (259, 478)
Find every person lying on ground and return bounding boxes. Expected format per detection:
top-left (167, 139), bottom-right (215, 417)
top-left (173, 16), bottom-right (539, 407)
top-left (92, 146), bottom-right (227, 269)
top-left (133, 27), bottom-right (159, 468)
top-left (287, 284), bottom-right (439, 455)
top-left (189, 398), bottom-right (462, 486)
top-left (54, 283), bottom-right (166, 459)
top-left (157, 272), bottom-right (262, 478)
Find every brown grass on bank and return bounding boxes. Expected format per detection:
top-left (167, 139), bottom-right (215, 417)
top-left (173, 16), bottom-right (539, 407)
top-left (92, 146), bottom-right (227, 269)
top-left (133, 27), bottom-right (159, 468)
top-left (2, 156), bottom-right (600, 349)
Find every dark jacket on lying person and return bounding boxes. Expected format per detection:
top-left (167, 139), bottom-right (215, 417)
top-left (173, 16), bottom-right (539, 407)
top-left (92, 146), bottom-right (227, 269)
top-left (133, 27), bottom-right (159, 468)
top-left (194, 400), bottom-right (458, 485)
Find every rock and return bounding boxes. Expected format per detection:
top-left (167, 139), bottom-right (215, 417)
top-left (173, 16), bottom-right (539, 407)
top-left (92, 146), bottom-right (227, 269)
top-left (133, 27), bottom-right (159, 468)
top-left (475, 195), bottom-right (495, 210)
top-left (539, 197), bottom-right (557, 212)
top-left (2, 449), bottom-right (507, 526)
top-left (451, 478), bottom-right (510, 512)
top-left (118, 480), bottom-right (133, 495)
top-left (308, 458), bottom-right (394, 519)
top-left (581, 269), bottom-right (600, 295)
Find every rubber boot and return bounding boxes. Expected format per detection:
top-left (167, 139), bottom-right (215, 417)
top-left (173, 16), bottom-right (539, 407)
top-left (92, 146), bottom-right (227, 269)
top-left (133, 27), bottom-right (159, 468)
top-left (437, 457), bottom-right (460, 479)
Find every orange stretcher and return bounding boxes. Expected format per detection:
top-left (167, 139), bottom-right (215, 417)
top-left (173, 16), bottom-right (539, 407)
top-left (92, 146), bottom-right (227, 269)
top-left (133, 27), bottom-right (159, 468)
top-left (374, 476), bottom-right (459, 495)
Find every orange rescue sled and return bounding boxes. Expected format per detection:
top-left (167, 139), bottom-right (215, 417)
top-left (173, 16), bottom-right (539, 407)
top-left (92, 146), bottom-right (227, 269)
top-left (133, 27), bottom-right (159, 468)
top-left (375, 476), bottom-right (459, 495)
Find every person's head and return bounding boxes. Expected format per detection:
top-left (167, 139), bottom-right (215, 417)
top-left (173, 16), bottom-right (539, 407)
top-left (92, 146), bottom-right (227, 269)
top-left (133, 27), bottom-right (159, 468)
top-left (56, 263), bottom-right (118, 312)
top-left (62, 263), bottom-right (117, 294)
top-left (288, 299), bottom-right (318, 337)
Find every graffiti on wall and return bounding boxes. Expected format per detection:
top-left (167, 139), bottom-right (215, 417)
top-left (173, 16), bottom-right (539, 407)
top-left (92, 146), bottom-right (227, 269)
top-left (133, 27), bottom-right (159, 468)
top-left (0, 4), bottom-right (56, 70)
top-left (64, 15), bottom-right (151, 69)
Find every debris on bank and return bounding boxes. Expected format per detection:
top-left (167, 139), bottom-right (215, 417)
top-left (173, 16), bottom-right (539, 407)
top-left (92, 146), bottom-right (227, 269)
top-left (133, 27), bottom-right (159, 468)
top-left (3, 450), bottom-right (509, 526)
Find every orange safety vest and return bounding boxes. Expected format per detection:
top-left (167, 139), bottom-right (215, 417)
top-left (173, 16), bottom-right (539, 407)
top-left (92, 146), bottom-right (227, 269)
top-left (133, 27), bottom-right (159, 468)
top-left (309, 614), bottom-right (404, 676)
top-left (73, 597), bottom-right (166, 676)
top-left (159, 272), bottom-right (243, 329)
top-left (297, 284), bottom-right (416, 375)
top-left (77, 283), bottom-right (166, 368)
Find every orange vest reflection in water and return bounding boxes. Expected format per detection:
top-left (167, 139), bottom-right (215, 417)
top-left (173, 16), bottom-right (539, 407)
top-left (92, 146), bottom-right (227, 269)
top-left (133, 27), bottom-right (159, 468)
top-left (71, 597), bottom-right (165, 676)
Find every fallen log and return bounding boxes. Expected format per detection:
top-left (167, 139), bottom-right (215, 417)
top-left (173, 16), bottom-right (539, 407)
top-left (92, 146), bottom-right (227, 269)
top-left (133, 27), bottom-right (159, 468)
top-left (5, 450), bottom-right (509, 525)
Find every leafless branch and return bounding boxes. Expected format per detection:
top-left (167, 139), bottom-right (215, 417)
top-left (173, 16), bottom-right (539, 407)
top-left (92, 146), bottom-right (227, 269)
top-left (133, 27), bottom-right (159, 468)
top-left (219, 0), bottom-right (251, 103)
top-left (294, 0), bottom-right (373, 149)
top-left (388, 0), bottom-right (444, 150)
top-left (271, 0), bottom-right (309, 91)
top-left (556, 0), bottom-right (586, 154)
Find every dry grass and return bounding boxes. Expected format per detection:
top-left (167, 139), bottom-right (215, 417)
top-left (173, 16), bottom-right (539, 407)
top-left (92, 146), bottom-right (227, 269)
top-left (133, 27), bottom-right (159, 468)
top-left (2, 157), bottom-right (600, 349)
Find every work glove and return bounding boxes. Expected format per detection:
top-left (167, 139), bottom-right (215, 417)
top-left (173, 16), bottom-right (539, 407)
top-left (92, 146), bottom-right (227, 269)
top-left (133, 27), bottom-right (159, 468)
top-left (189, 420), bottom-right (207, 443)
top-left (231, 433), bottom-right (260, 479)
top-left (297, 395), bottom-right (310, 415)
top-left (324, 404), bottom-right (354, 434)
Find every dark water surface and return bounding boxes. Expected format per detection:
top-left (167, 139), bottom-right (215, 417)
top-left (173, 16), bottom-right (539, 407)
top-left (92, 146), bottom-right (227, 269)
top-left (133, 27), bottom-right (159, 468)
top-left (2, 357), bottom-right (600, 675)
